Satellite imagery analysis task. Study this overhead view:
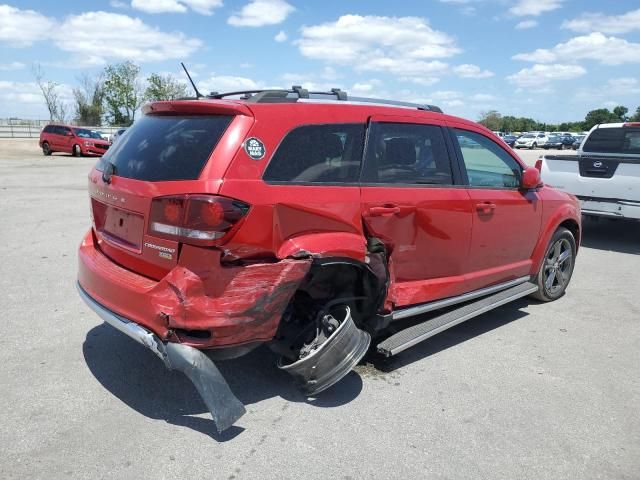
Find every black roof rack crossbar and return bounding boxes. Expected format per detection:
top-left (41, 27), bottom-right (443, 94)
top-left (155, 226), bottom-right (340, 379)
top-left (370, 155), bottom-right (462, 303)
top-left (204, 86), bottom-right (442, 112)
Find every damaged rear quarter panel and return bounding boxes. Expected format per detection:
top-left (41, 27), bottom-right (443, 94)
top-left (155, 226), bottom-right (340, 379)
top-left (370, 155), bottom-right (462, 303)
top-left (150, 245), bottom-right (311, 346)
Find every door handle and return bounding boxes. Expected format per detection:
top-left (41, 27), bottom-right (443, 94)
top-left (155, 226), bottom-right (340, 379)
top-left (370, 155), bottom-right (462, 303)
top-left (475, 202), bottom-right (496, 214)
top-left (368, 205), bottom-right (401, 216)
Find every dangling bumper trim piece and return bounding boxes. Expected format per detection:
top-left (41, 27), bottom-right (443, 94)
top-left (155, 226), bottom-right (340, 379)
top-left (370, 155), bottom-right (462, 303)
top-left (76, 282), bottom-right (246, 432)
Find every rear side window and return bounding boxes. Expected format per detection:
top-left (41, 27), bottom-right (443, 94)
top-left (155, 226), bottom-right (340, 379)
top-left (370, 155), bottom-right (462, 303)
top-left (43, 125), bottom-right (54, 133)
top-left (263, 124), bottom-right (365, 183)
top-left (97, 115), bottom-right (232, 181)
top-left (362, 122), bottom-right (453, 185)
top-left (583, 127), bottom-right (640, 154)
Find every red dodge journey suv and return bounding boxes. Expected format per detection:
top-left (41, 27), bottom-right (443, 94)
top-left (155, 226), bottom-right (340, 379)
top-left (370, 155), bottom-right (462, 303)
top-left (40, 124), bottom-right (110, 157)
top-left (77, 87), bottom-right (581, 431)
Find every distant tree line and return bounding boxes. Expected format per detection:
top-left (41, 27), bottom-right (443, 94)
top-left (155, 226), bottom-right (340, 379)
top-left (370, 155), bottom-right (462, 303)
top-left (478, 105), bottom-right (640, 133)
top-left (33, 61), bottom-right (189, 126)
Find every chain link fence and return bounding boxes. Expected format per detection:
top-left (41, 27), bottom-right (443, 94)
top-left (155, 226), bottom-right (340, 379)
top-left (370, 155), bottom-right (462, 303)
top-left (0, 118), bottom-right (122, 138)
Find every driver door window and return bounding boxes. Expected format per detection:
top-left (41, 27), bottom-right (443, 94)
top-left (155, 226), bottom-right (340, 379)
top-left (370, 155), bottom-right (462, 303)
top-left (454, 129), bottom-right (521, 188)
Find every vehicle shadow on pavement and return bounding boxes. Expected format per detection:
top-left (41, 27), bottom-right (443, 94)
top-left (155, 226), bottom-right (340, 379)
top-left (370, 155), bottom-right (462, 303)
top-left (365, 301), bottom-right (530, 373)
top-left (580, 218), bottom-right (640, 255)
top-left (82, 324), bottom-right (363, 441)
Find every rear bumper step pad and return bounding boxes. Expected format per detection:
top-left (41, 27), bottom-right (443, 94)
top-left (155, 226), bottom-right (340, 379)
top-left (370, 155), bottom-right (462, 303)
top-left (377, 281), bottom-right (538, 357)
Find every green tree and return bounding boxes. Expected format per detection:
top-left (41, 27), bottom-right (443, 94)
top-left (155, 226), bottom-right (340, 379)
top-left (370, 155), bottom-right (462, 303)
top-left (613, 105), bottom-right (629, 122)
top-left (103, 61), bottom-right (143, 126)
top-left (630, 107), bottom-right (640, 122)
top-left (478, 110), bottom-right (502, 131)
top-left (73, 73), bottom-right (104, 126)
top-left (583, 108), bottom-right (620, 130)
top-left (144, 73), bottom-right (189, 102)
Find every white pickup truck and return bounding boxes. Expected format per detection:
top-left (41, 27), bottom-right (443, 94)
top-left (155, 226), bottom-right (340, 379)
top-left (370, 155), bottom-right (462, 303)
top-left (537, 122), bottom-right (640, 220)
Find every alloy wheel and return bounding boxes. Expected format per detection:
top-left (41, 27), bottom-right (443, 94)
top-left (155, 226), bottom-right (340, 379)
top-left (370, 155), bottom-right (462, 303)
top-left (543, 238), bottom-right (573, 296)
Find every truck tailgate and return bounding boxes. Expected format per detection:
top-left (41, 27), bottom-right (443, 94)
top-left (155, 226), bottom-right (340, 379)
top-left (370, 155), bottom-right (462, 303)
top-left (541, 155), bottom-right (640, 202)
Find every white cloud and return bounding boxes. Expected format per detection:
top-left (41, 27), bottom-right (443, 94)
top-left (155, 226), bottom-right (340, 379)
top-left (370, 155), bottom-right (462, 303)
top-left (453, 64), bottom-right (494, 78)
top-left (131, 0), bottom-right (223, 15)
top-left (574, 78), bottom-right (640, 102)
top-left (198, 74), bottom-right (264, 94)
top-left (297, 15), bottom-right (461, 79)
top-left (228, 0), bottom-right (295, 27)
top-left (0, 5), bottom-right (54, 47)
top-left (0, 61), bottom-right (25, 71)
top-left (515, 20), bottom-right (538, 29)
top-left (400, 77), bottom-right (441, 86)
top-left (509, 0), bottom-right (564, 17)
top-left (0, 80), bottom-right (74, 117)
top-left (469, 93), bottom-right (496, 102)
top-left (110, 0), bottom-right (128, 8)
top-left (274, 30), bottom-right (287, 42)
top-left (561, 9), bottom-right (640, 35)
top-left (53, 12), bottom-right (202, 65)
top-left (513, 32), bottom-right (640, 65)
top-left (507, 64), bottom-right (586, 88)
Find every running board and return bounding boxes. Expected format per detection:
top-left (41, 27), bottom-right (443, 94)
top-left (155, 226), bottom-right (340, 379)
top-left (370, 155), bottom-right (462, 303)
top-left (377, 282), bottom-right (538, 357)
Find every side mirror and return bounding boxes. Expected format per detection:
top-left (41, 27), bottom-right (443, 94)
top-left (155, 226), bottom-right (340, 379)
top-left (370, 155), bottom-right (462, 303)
top-left (66, 131), bottom-right (74, 137)
top-left (521, 166), bottom-right (542, 189)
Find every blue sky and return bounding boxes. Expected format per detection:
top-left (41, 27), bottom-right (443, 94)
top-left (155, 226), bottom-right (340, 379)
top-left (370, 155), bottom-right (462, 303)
top-left (1, 0), bottom-right (639, 122)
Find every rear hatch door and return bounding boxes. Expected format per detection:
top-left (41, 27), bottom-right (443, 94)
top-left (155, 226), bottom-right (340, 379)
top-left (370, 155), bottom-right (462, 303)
top-left (89, 104), bottom-right (252, 279)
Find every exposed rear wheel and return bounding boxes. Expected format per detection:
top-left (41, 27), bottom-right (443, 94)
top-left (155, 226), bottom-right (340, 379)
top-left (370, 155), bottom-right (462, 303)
top-left (73, 144), bottom-right (82, 157)
top-left (42, 142), bottom-right (51, 156)
top-left (531, 142), bottom-right (537, 150)
top-left (530, 227), bottom-right (576, 301)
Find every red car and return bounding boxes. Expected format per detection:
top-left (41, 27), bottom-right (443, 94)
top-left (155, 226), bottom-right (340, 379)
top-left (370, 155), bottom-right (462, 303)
top-left (40, 124), bottom-right (110, 157)
top-left (77, 88), bottom-right (581, 431)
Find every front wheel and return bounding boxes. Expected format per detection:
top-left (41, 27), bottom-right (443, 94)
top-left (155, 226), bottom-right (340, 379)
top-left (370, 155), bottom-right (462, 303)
top-left (72, 144), bottom-right (82, 157)
top-left (530, 227), bottom-right (576, 302)
top-left (530, 142), bottom-right (537, 150)
top-left (42, 142), bottom-right (51, 156)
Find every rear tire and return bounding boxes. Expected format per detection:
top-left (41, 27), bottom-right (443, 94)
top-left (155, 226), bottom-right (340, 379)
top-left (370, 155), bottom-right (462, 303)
top-left (42, 142), bottom-right (51, 156)
top-left (72, 144), bottom-right (82, 157)
top-left (530, 227), bottom-right (576, 302)
top-left (531, 142), bottom-right (537, 150)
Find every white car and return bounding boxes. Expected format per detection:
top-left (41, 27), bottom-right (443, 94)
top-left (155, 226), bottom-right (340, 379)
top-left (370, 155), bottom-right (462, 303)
top-left (538, 122), bottom-right (640, 220)
top-left (514, 133), bottom-right (548, 149)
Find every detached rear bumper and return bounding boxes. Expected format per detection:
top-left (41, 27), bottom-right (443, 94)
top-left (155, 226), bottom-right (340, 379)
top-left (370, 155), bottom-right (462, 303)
top-left (578, 197), bottom-right (640, 220)
top-left (77, 282), bottom-right (246, 432)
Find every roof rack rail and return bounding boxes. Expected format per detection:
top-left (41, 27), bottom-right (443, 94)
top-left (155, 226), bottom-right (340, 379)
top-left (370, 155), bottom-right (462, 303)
top-left (204, 86), bottom-right (443, 113)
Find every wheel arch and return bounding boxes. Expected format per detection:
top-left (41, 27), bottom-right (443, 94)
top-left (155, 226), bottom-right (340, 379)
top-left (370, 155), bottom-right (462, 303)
top-left (530, 206), bottom-right (581, 274)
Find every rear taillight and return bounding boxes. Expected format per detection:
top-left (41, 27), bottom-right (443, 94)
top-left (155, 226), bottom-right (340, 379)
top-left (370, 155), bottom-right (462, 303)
top-left (534, 159), bottom-right (543, 172)
top-left (623, 122), bottom-right (640, 127)
top-left (149, 195), bottom-right (249, 245)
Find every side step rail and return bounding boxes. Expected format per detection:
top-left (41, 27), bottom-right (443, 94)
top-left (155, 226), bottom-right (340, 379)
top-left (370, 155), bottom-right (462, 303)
top-left (377, 282), bottom-right (538, 357)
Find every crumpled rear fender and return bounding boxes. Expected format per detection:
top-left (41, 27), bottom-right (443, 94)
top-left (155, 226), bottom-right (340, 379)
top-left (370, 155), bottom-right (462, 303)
top-left (276, 232), bottom-right (367, 261)
top-left (149, 245), bottom-right (311, 347)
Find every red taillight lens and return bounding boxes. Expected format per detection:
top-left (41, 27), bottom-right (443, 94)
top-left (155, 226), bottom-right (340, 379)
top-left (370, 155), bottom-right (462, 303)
top-left (149, 195), bottom-right (249, 245)
top-left (534, 159), bottom-right (543, 172)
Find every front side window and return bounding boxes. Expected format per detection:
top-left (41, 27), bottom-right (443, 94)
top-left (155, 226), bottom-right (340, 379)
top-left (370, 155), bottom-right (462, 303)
top-left (362, 122), bottom-right (453, 185)
top-left (454, 129), bottom-right (521, 188)
top-left (263, 124), bottom-right (365, 183)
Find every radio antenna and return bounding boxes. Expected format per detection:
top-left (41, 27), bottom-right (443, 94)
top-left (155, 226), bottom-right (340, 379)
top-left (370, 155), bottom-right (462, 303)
top-left (181, 62), bottom-right (203, 98)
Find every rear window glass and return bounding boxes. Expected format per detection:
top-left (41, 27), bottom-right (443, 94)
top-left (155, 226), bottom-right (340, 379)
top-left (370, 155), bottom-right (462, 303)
top-left (583, 127), bottom-right (640, 154)
top-left (263, 124), bottom-right (365, 183)
top-left (97, 115), bottom-right (232, 181)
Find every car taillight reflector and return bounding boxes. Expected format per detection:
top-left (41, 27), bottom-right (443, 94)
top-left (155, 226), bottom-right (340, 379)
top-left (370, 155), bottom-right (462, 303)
top-left (623, 122), bottom-right (640, 127)
top-left (149, 195), bottom-right (249, 245)
top-left (534, 159), bottom-right (543, 172)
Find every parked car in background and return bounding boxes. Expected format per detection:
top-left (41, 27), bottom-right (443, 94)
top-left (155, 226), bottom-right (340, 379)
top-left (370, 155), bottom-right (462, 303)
top-left (515, 132), bottom-right (547, 149)
top-left (96, 131), bottom-right (111, 142)
top-left (77, 87), bottom-right (581, 432)
top-left (542, 135), bottom-right (564, 150)
top-left (110, 128), bottom-right (127, 144)
top-left (503, 134), bottom-right (518, 147)
top-left (572, 135), bottom-right (585, 150)
top-left (538, 122), bottom-right (640, 220)
top-left (39, 124), bottom-right (110, 157)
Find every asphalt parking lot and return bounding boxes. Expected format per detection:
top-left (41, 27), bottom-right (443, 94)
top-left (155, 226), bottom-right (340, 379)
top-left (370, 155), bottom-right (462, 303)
top-left (1, 139), bottom-right (638, 479)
